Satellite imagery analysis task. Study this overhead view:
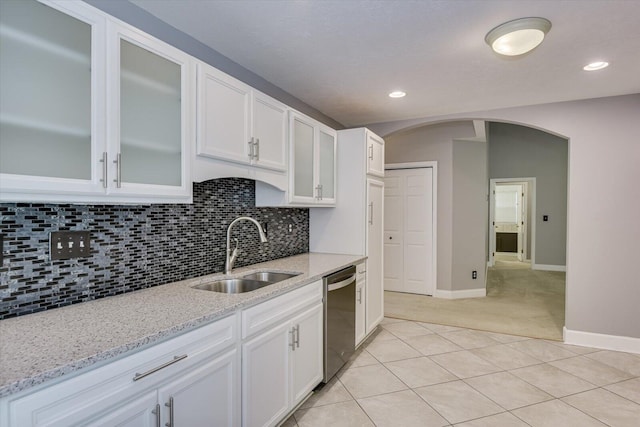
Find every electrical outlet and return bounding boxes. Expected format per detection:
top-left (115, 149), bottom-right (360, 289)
top-left (472, 270), bottom-right (478, 279)
top-left (50, 231), bottom-right (91, 260)
top-left (288, 223), bottom-right (293, 233)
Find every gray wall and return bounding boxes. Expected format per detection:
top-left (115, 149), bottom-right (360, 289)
top-left (488, 123), bottom-right (568, 266)
top-left (452, 139), bottom-right (488, 290)
top-left (386, 121), bottom-right (477, 291)
top-left (83, 0), bottom-right (343, 130)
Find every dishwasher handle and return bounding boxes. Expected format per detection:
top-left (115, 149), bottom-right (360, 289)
top-left (327, 274), bottom-right (356, 292)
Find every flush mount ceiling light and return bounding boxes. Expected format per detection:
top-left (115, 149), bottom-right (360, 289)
top-left (583, 61), bottom-right (609, 71)
top-left (485, 17), bottom-right (552, 56)
top-left (388, 91), bottom-right (406, 98)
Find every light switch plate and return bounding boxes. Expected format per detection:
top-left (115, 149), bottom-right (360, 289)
top-left (50, 231), bottom-right (91, 260)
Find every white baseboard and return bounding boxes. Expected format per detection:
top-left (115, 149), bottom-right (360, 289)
top-left (434, 288), bottom-right (486, 299)
top-left (532, 264), bottom-right (566, 272)
top-left (564, 327), bottom-right (640, 354)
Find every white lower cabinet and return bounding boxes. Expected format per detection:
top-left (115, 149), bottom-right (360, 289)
top-left (242, 321), bottom-right (291, 427)
top-left (355, 262), bottom-right (366, 347)
top-left (241, 280), bottom-right (324, 427)
top-left (290, 304), bottom-right (324, 407)
top-left (3, 315), bottom-right (239, 427)
top-left (1, 281), bottom-right (326, 427)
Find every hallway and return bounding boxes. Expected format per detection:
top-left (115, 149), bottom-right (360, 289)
top-left (384, 260), bottom-right (565, 340)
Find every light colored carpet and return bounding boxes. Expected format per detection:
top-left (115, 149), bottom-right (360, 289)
top-left (384, 260), bottom-right (565, 340)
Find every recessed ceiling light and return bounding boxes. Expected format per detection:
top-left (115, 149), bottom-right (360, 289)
top-left (389, 91), bottom-right (406, 98)
top-left (583, 61), bottom-right (609, 71)
top-left (485, 17), bottom-right (552, 56)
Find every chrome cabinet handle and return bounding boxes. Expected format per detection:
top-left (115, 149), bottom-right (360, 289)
top-left (100, 152), bottom-right (108, 188)
top-left (369, 202), bottom-right (374, 225)
top-left (133, 355), bottom-right (187, 382)
top-left (254, 138), bottom-right (260, 161)
top-left (357, 288), bottom-right (362, 304)
top-left (248, 137), bottom-right (255, 159)
top-left (165, 397), bottom-right (174, 427)
top-left (368, 144), bottom-right (374, 160)
top-left (315, 185), bottom-right (322, 200)
top-left (152, 403), bottom-right (161, 427)
top-left (295, 324), bottom-right (300, 348)
top-left (289, 327), bottom-right (296, 351)
top-left (113, 153), bottom-right (122, 188)
top-left (319, 184), bottom-right (323, 200)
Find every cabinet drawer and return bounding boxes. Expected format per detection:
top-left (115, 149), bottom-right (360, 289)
top-left (241, 280), bottom-right (322, 339)
top-left (5, 315), bottom-right (237, 427)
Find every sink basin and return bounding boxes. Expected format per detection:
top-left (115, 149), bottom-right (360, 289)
top-left (193, 279), bottom-right (271, 294)
top-left (241, 271), bottom-right (300, 283)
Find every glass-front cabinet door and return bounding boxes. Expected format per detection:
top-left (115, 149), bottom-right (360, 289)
top-left (0, 0), bottom-right (106, 200)
top-left (108, 23), bottom-right (193, 199)
top-left (290, 112), bottom-right (316, 203)
top-left (288, 111), bottom-right (337, 206)
top-left (317, 126), bottom-right (336, 205)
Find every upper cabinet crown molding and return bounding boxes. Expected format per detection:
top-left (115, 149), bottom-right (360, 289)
top-left (0, 0), bottom-right (193, 204)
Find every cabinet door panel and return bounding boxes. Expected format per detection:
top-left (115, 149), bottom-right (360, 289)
top-left (290, 114), bottom-right (316, 202)
top-left (366, 179), bottom-right (385, 333)
top-left (119, 39), bottom-right (182, 187)
top-left (108, 23), bottom-right (192, 199)
top-left (242, 323), bottom-right (290, 427)
top-left (158, 349), bottom-right (239, 427)
top-left (86, 391), bottom-right (157, 427)
top-left (355, 277), bottom-right (366, 346)
top-left (252, 91), bottom-right (287, 171)
top-left (197, 64), bottom-right (251, 165)
top-left (366, 132), bottom-right (385, 177)
top-left (317, 127), bottom-right (336, 203)
top-left (0, 0), bottom-right (105, 195)
top-left (290, 303), bottom-right (324, 407)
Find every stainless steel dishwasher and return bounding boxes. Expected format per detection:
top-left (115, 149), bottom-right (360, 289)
top-left (323, 265), bottom-right (356, 382)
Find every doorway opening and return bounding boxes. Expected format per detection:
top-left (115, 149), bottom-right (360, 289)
top-left (489, 177), bottom-right (535, 269)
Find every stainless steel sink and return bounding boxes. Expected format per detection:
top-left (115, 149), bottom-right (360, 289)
top-left (241, 271), bottom-right (300, 283)
top-left (192, 279), bottom-right (271, 294)
top-left (192, 271), bottom-right (301, 294)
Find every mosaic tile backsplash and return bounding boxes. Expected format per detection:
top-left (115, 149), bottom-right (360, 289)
top-left (0, 178), bottom-right (309, 319)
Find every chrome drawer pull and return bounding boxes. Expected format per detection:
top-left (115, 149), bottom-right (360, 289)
top-left (152, 403), bottom-right (161, 427)
top-left (133, 354), bottom-right (187, 381)
top-left (165, 396), bottom-right (174, 427)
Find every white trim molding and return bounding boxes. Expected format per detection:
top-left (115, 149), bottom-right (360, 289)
top-left (434, 288), bottom-right (486, 299)
top-left (564, 327), bottom-right (640, 354)
top-left (532, 264), bottom-right (566, 272)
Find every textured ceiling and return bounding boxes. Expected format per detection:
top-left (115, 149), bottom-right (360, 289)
top-left (131, 0), bottom-right (640, 127)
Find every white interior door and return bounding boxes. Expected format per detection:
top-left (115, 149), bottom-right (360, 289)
top-left (517, 186), bottom-right (524, 261)
top-left (384, 168), bottom-right (434, 295)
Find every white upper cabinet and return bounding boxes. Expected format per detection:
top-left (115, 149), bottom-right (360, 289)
top-left (0, 0), bottom-right (106, 198)
top-left (366, 131), bottom-right (385, 177)
top-left (0, 0), bottom-right (193, 204)
top-left (197, 63), bottom-right (287, 172)
top-left (286, 111), bottom-right (336, 206)
top-left (107, 21), bottom-right (193, 200)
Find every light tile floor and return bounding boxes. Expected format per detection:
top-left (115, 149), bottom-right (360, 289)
top-left (282, 318), bottom-right (640, 427)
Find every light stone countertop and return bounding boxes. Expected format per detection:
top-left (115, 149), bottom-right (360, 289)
top-left (0, 252), bottom-right (365, 398)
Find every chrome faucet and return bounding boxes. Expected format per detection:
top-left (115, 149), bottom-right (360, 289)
top-left (225, 216), bottom-right (268, 274)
